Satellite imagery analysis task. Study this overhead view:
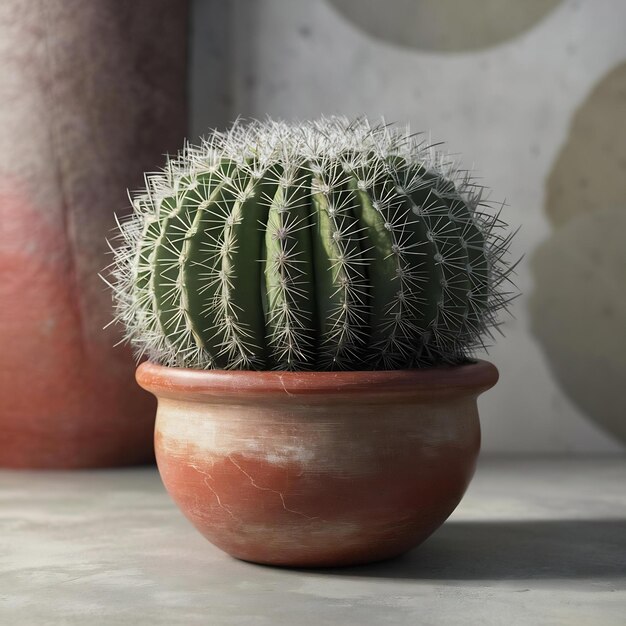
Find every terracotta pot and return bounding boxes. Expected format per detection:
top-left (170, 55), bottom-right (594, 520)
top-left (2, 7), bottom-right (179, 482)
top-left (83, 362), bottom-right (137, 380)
top-left (137, 360), bottom-right (498, 567)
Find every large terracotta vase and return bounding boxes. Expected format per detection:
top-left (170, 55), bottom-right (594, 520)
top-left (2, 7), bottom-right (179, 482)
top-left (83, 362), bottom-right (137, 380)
top-left (0, 1), bottom-right (188, 468)
top-left (137, 360), bottom-right (498, 567)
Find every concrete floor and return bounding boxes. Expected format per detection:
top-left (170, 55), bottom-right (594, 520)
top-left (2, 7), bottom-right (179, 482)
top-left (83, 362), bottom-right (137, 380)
top-left (1, 457), bottom-right (625, 625)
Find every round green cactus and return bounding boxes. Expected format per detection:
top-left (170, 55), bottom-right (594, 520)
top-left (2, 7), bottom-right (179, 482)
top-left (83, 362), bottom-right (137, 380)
top-left (109, 118), bottom-right (516, 370)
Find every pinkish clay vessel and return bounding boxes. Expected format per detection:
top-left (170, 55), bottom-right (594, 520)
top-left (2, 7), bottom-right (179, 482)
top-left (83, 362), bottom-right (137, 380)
top-left (137, 360), bottom-right (498, 568)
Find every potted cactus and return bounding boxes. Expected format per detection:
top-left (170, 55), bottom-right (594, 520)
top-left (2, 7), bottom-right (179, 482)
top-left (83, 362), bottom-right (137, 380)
top-left (109, 118), bottom-right (515, 567)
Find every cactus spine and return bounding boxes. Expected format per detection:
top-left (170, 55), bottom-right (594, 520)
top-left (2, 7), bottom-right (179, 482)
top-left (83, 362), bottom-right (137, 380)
top-left (110, 118), bottom-right (515, 371)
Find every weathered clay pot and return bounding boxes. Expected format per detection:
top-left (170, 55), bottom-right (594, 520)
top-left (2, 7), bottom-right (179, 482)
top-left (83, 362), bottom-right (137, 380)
top-left (137, 360), bottom-right (498, 567)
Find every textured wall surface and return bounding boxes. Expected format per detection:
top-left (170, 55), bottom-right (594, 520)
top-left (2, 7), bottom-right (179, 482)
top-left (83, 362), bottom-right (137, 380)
top-left (531, 61), bottom-right (626, 446)
top-left (190, 0), bottom-right (626, 453)
top-left (0, 1), bottom-right (188, 466)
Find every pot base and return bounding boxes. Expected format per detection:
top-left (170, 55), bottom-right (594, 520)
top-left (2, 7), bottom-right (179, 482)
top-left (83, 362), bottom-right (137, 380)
top-left (231, 546), bottom-right (410, 569)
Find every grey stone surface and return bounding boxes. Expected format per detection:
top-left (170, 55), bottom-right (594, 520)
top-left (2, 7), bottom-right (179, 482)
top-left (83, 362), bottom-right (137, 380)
top-left (1, 457), bottom-right (625, 625)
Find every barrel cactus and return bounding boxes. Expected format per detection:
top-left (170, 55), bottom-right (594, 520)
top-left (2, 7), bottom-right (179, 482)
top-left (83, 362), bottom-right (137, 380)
top-left (109, 117), bottom-right (515, 371)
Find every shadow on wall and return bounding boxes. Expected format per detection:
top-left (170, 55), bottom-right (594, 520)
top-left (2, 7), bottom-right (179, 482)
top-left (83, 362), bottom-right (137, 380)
top-left (301, 519), bottom-right (626, 581)
top-left (530, 62), bottom-right (626, 447)
top-left (326, 0), bottom-right (562, 52)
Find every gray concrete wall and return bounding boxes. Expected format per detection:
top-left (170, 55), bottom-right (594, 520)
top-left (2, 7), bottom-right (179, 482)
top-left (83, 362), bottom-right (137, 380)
top-left (190, 0), bottom-right (626, 454)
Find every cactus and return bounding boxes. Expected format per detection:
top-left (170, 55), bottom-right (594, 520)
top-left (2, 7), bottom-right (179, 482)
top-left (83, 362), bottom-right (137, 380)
top-left (108, 117), bottom-right (516, 371)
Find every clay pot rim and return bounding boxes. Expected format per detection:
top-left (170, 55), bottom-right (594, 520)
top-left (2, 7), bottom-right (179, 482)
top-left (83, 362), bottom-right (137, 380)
top-left (136, 359), bottom-right (498, 402)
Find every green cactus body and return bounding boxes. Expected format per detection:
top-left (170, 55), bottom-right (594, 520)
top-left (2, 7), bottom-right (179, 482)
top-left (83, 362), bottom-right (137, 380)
top-left (350, 169), bottom-right (430, 368)
top-left (176, 168), bottom-right (234, 367)
top-left (264, 166), bottom-right (317, 370)
top-left (311, 164), bottom-right (370, 370)
top-left (111, 118), bottom-right (515, 370)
